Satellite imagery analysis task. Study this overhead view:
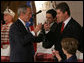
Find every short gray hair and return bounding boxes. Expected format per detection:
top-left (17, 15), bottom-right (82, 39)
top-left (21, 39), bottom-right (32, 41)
top-left (17, 5), bottom-right (31, 17)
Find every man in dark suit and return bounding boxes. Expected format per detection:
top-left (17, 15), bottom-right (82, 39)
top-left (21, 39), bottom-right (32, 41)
top-left (51, 2), bottom-right (83, 61)
top-left (9, 5), bottom-right (42, 62)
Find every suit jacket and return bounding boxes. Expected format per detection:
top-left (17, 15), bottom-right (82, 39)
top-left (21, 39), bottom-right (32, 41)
top-left (9, 19), bottom-right (42, 62)
top-left (55, 18), bottom-right (82, 51)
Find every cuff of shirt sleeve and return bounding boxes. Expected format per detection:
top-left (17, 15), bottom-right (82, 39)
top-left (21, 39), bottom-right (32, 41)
top-left (45, 31), bottom-right (49, 34)
top-left (31, 31), bottom-right (35, 36)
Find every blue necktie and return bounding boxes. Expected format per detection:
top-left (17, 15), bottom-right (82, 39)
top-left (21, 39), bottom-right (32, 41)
top-left (25, 22), bottom-right (30, 31)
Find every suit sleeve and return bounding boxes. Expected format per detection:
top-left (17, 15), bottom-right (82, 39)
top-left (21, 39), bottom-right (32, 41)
top-left (9, 24), bottom-right (41, 46)
top-left (42, 30), bottom-right (57, 48)
top-left (37, 28), bottom-right (57, 49)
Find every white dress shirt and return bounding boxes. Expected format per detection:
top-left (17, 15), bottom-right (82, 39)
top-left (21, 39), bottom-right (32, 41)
top-left (18, 18), bottom-right (35, 36)
top-left (45, 22), bottom-right (54, 34)
top-left (63, 16), bottom-right (71, 28)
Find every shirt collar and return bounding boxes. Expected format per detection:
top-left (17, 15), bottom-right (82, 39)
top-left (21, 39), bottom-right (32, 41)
top-left (50, 22), bottom-right (54, 27)
top-left (63, 16), bottom-right (71, 28)
top-left (18, 18), bottom-right (26, 26)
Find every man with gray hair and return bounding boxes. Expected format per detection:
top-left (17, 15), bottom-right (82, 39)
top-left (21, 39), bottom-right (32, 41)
top-left (9, 5), bottom-right (42, 62)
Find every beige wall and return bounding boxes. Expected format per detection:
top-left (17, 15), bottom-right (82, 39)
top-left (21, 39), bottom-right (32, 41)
top-left (56, 1), bottom-right (83, 26)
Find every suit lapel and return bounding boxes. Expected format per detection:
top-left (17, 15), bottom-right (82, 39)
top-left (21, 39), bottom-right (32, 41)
top-left (51, 22), bottom-right (57, 29)
top-left (16, 19), bottom-right (28, 34)
top-left (62, 18), bottom-right (73, 33)
top-left (50, 22), bottom-right (57, 31)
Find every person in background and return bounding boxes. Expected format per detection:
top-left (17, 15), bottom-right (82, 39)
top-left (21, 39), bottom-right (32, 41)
top-left (1, 8), bottom-right (15, 62)
top-left (35, 9), bottom-right (57, 62)
top-left (53, 38), bottom-right (78, 62)
top-left (38, 9), bottom-right (58, 49)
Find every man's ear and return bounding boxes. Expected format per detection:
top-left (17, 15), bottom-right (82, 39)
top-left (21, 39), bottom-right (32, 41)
top-left (65, 11), bottom-right (68, 15)
top-left (53, 17), bottom-right (57, 21)
top-left (20, 12), bottom-right (24, 16)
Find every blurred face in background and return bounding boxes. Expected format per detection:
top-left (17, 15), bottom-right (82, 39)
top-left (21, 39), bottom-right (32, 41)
top-left (4, 13), bottom-right (13, 23)
top-left (46, 13), bottom-right (55, 24)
